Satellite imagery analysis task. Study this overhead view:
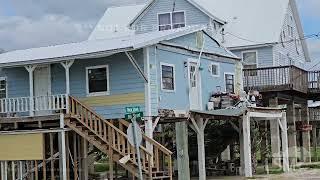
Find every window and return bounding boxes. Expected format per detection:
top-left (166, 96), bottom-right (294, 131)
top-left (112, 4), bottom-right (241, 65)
top-left (86, 65), bottom-right (109, 96)
top-left (225, 74), bottom-right (234, 93)
top-left (161, 63), bottom-right (175, 91)
top-left (295, 39), bottom-right (300, 55)
top-left (211, 63), bottom-right (220, 77)
top-left (242, 51), bottom-right (257, 76)
top-left (158, 13), bottom-right (171, 31)
top-left (158, 11), bottom-right (185, 31)
top-left (0, 77), bottom-right (6, 99)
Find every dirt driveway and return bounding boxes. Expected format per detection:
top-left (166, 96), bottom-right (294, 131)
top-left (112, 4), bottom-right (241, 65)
top-left (194, 168), bottom-right (320, 180)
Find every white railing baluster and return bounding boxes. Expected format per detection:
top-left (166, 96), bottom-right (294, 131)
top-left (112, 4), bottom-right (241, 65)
top-left (0, 94), bottom-right (67, 115)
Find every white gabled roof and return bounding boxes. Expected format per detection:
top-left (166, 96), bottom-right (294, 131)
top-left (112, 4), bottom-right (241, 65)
top-left (193, 0), bottom-right (289, 48)
top-left (88, 4), bottom-right (146, 40)
top-left (0, 26), bottom-right (209, 68)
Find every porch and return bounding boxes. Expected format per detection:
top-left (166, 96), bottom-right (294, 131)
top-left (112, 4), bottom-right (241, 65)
top-left (243, 65), bottom-right (320, 95)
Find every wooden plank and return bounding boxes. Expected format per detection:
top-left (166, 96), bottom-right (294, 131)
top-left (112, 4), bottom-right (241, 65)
top-left (43, 133), bottom-right (47, 180)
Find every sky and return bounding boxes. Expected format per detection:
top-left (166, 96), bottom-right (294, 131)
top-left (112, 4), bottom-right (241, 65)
top-left (0, 0), bottom-right (319, 64)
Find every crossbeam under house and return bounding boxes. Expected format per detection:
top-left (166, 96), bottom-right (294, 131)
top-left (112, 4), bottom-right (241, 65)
top-left (184, 107), bottom-right (290, 179)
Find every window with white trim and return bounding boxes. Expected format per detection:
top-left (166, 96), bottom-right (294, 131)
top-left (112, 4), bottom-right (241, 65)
top-left (225, 74), bottom-right (234, 93)
top-left (0, 77), bottom-right (6, 99)
top-left (211, 63), bottom-right (220, 77)
top-left (243, 51), bottom-right (257, 76)
top-left (86, 65), bottom-right (109, 96)
top-left (158, 12), bottom-right (185, 31)
top-left (161, 63), bottom-right (175, 91)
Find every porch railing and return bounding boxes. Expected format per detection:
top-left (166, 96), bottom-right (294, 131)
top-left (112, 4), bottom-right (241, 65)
top-left (308, 71), bottom-right (320, 93)
top-left (243, 65), bottom-right (308, 93)
top-left (0, 94), bottom-right (67, 115)
top-left (309, 107), bottom-right (320, 121)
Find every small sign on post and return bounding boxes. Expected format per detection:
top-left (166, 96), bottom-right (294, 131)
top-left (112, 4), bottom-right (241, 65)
top-left (125, 106), bottom-right (143, 121)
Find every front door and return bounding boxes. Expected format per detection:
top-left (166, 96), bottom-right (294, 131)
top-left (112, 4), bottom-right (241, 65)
top-left (188, 61), bottom-right (201, 110)
top-left (34, 65), bottom-right (51, 115)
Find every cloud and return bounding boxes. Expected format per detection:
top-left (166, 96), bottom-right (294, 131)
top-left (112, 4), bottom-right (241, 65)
top-left (0, 0), bottom-right (145, 51)
top-left (0, 15), bottom-right (91, 50)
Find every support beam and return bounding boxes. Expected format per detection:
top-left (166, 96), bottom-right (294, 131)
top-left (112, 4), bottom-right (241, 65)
top-left (269, 97), bottom-right (281, 167)
top-left (25, 65), bottom-right (37, 116)
top-left (242, 114), bottom-right (252, 177)
top-left (125, 51), bottom-right (148, 83)
top-left (175, 121), bottom-right (190, 180)
top-left (59, 114), bottom-right (67, 180)
top-left (312, 126), bottom-right (318, 162)
top-left (281, 113), bottom-right (290, 173)
top-left (301, 103), bottom-right (311, 162)
top-left (189, 117), bottom-right (207, 180)
top-left (61, 60), bottom-right (74, 114)
top-left (82, 138), bottom-right (88, 180)
top-left (287, 101), bottom-right (297, 166)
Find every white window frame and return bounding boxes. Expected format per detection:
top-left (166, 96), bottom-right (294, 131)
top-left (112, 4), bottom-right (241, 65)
top-left (157, 11), bottom-right (186, 31)
top-left (86, 65), bottom-right (110, 97)
top-left (242, 50), bottom-right (258, 68)
top-left (160, 62), bottom-right (176, 92)
top-left (224, 72), bottom-right (235, 93)
top-left (210, 62), bottom-right (220, 77)
top-left (0, 77), bottom-right (7, 99)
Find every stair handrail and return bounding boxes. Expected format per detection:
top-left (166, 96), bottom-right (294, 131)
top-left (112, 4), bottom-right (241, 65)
top-left (119, 120), bottom-right (172, 155)
top-left (68, 96), bottom-right (152, 156)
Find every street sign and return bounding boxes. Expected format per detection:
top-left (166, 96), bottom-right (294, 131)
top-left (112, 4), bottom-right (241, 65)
top-left (125, 112), bottom-right (143, 121)
top-left (127, 121), bottom-right (143, 146)
top-left (126, 116), bottom-right (144, 180)
top-left (125, 106), bottom-right (141, 114)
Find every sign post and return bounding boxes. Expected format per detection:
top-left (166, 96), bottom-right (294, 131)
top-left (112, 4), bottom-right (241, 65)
top-left (130, 115), bottom-right (144, 180)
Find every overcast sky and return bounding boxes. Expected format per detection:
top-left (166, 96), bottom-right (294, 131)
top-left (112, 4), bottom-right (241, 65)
top-left (0, 0), bottom-right (319, 64)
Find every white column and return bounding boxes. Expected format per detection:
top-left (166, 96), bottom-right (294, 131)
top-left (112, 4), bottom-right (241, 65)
top-left (61, 60), bottom-right (74, 114)
top-left (1, 161), bottom-right (4, 180)
top-left (4, 161), bottom-right (7, 180)
top-left (83, 139), bottom-right (88, 180)
top-left (281, 113), bottom-right (290, 173)
top-left (242, 114), bottom-right (252, 177)
top-left (270, 120), bottom-right (281, 167)
top-left (59, 113), bottom-right (67, 180)
top-left (19, 161), bottom-right (23, 180)
top-left (25, 65), bottom-right (37, 116)
top-left (239, 120), bottom-right (245, 176)
top-left (190, 117), bottom-right (208, 180)
top-left (11, 161), bottom-right (15, 180)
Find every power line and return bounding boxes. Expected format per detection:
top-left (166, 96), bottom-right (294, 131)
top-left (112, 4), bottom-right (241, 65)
top-left (224, 31), bottom-right (320, 46)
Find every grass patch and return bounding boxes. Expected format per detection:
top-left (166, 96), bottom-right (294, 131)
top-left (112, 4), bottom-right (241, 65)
top-left (256, 166), bottom-right (284, 175)
top-left (94, 163), bottom-right (109, 172)
top-left (299, 163), bottom-right (320, 169)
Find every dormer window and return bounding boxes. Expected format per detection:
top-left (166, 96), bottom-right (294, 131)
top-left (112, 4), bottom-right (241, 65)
top-left (158, 11), bottom-right (185, 31)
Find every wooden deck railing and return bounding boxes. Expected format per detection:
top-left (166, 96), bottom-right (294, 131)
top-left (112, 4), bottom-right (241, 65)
top-left (68, 96), bottom-right (154, 177)
top-left (243, 66), bottom-right (308, 93)
top-left (0, 94), bottom-right (67, 115)
top-left (309, 107), bottom-right (320, 121)
top-left (308, 71), bottom-right (320, 93)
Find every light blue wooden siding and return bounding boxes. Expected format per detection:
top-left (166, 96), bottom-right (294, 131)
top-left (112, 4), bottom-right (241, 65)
top-left (154, 47), bottom-right (235, 111)
top-left (66, 51), bottom-right (145, 97)
top-left (3, 50), bottom-right (146, 119)
top-left (1, 67), bottom-right (29, 98)
top-left (168, 32), bottom-right (233, 57)
top-left (232, 46), bottom-right (274, 68)
top-left (67, 50), bottom-right (145, 119)
top-left (133, 0), bottom-right (210, 34)
top-left (200, 58), bottom-right (235, 110)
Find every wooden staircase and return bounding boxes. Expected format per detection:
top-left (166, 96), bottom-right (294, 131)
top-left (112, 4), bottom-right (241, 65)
top-left (66, 96), bottom-right (173, 179)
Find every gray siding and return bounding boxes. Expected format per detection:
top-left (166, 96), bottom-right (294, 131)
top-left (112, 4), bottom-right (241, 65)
top-left (232, 46), bottom-right (274, 68)
top-left (273, 4), bottom-right (307, 69)
top-left (133, 0), bottom-right (210, 34)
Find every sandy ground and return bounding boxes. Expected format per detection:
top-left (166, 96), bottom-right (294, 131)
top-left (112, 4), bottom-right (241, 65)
top-left (192, 168), bottom-right (320, 180)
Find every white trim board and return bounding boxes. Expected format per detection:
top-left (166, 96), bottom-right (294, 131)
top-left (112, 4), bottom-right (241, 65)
top-left (160, 62), bottom-right (176, 93)
top-left (85, 65), bottom-right (110, 97)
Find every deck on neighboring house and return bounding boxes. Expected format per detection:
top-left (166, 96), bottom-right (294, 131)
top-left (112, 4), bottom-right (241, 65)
top-left (243, 65), bottom-right (320, 98)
